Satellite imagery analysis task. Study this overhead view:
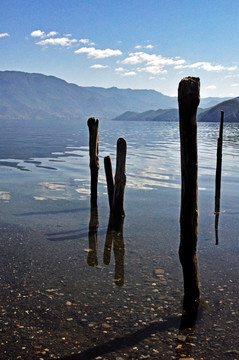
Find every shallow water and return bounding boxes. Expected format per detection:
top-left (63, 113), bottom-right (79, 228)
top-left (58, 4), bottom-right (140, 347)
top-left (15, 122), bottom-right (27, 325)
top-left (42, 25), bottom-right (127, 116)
top-left (0, 119), bottom-right (238, 359)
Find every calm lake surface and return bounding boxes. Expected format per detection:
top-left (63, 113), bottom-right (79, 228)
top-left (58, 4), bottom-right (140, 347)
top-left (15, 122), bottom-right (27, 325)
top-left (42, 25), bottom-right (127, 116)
top-left (0, 119), bottom-right (238, 360)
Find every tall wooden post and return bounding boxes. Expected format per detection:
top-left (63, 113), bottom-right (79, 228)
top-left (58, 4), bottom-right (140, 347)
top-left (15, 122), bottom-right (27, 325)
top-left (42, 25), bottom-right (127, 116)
top-left (87, 117), bottom-right (99, 206)
top-left (178, 77), bottom-right (200, 308)
top-left (112, 138), bottom-right (127, 217)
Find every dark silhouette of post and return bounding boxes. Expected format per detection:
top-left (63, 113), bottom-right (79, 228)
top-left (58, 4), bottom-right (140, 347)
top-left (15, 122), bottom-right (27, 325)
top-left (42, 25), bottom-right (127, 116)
top-left (87, 117), bottom-right (99, 206)
top-left (215, 110), bottom-right (224, 213)
top-left (112, 138), bottom-right (127, 217)
top-left (214, 110), bottom-right (224, 245)
top-left (104, 155), bottom-right (115, 212)
top-left (178, 77), bottom-right (200, 309)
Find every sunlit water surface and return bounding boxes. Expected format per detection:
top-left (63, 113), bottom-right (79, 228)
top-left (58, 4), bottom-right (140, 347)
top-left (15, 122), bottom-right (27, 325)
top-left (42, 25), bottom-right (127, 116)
top-left (0, 119), bottom-right (238, 359)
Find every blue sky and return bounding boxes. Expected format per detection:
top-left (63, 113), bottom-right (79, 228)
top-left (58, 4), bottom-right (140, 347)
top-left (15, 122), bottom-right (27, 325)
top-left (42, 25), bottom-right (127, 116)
top-left (1, 0), bottom-right (239, 97)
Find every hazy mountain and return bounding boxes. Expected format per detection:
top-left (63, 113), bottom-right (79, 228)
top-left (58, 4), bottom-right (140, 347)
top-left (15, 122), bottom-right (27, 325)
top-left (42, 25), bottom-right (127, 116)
top-left (113, 109), bottom-right (178, 122)
top-left (198, 97), bottom-right (239, 122)
top-left (0, 71), bottom-right (177, 120)
top-left (113, 107), bottom-right (206, 122)
top-left (0, 71), bottom-right (230, 121)
top-left (114, 97), bottom-right (239, 123)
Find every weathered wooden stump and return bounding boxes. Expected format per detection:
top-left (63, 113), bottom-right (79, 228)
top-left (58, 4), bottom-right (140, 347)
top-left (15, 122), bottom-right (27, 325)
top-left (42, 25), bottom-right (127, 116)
top-left (87, 117), bottom-right (99, 206)
top-left (104, 137), bottom-right (127, 217)
top-left (178, 77), bottom-right (200, 309)
top-left (104, 155), bottom-right (115, 212)
top-left (112, 138), bottom-right (127, 217)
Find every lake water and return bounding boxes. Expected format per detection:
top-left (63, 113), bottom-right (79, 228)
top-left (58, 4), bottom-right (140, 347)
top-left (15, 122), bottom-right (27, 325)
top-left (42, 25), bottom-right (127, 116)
top-left (0, 119), bottom-right (238, 359)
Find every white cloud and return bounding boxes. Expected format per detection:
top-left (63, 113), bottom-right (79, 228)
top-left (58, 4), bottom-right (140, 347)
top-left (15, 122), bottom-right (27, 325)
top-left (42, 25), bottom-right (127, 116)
top-left (79, 38), bottom-right (89, 44)
top-left (90, 64), bottom-right (109, 69)
top-left (137, 65), bottom-right (167, 75)
top-left (75, 47), bottom-right (122, 59)
top-left (0, 33), bottom-right (9, 38)
top-left (123, 52), bottom-right (185, 66)
top-left (122, 51), bottom-right (185, 75)
top-left (115, 67), bottom-right (125, 73)
top-left (232, 83), bottom-right (238, 87)
top-left (121, 71), bottom-right (137, 76)
top-left (135, 45), bottom-right (142, 49)
top-left (37, 37), bottom-right (77, 47)
top-left (175, 61), bottom-right (237, 72)
top-left (206, 85), bottom-right (216, 89)
top-left (46, 31), bottom-right (58, 37)
top-left (31, 30), bottom-right (45, 38)
top-left (145, 44), bottom-right (154, 49)
top-left (31, 30), bottom-right (59, 39)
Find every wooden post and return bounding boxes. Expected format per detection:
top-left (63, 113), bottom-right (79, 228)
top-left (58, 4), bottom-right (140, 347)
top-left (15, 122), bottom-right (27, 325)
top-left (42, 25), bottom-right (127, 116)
top-left (178, 77), bottom-right (200, 308)
top-left (104, 155), bottom-right (115, 212)
top-left (112, 138), bottom-right (127, 217)
top-left (87, 117), bottom-right (99, 206)
top-left (215, 110), bottom-right (224, 214)
top-left (214, 110), bottom-right (224, 245)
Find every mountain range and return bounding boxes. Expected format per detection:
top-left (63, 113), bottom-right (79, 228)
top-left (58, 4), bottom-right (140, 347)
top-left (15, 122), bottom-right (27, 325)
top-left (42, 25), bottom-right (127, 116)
top-left (0, 70), bottom-right (232, 121)
top-left (113, 97), bottom-right (239, 122)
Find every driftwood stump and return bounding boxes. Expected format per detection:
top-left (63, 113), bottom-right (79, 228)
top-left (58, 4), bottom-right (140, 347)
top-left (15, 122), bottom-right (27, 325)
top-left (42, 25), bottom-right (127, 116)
top-left (104, 155), bottom-right (115, 212)
top-left (112, 138), bottom-right (127, 217)
top-left (178, 77), bottom-right (200, 308)
top-left (87, 117), bottom-right (99, 206)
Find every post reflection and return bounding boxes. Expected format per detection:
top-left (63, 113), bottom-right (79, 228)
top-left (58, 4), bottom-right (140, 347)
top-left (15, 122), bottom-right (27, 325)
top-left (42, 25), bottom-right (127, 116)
top-left (87, 205), bottom-right (99, 267)
top-left (104, 215), bottom-right (125, 287)
top-left (87, 206), bottom-right (125, 286)
top-left (215, 212), bottom-right (219, 245)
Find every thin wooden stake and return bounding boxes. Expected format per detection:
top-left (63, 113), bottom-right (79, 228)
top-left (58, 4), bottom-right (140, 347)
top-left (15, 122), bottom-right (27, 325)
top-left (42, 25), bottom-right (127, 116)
top-left (178, 77), bottom-right (200, 308)
top-left (214, 110), bottom-right (224, 245)
top-left (87, 117), bottom-right (99, 206)
top-left (112, 138), bottom-right (127, 217)
top-left (215, 110), bottom-right (224, 214)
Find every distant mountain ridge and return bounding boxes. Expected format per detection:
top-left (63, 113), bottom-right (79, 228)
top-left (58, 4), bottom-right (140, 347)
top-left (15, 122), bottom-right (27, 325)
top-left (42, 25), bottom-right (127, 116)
top-left (0, 71), bottom-right (176, 120)
top-left (0, 71), bottom-right (230, 121)
top-left (113, 97), bottom-right (239, 122)
top-left (199, 97), bottom-right (239, 122)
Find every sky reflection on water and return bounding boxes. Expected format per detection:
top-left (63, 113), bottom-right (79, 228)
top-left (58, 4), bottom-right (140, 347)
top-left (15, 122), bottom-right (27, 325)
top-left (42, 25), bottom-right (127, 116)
top-left (0, 119), bottom-right (239, 359)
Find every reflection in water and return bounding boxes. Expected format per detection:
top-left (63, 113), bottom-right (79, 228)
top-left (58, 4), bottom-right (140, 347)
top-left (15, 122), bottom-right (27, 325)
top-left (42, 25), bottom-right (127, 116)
top-left (87, 206), bottom-right (125, 286)
top-left (215, 212), bottom-right (220, 245)
top-left (87, 206), bottom-right (99, 267)
top-left (104, 215), bottom-right (125, 287)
